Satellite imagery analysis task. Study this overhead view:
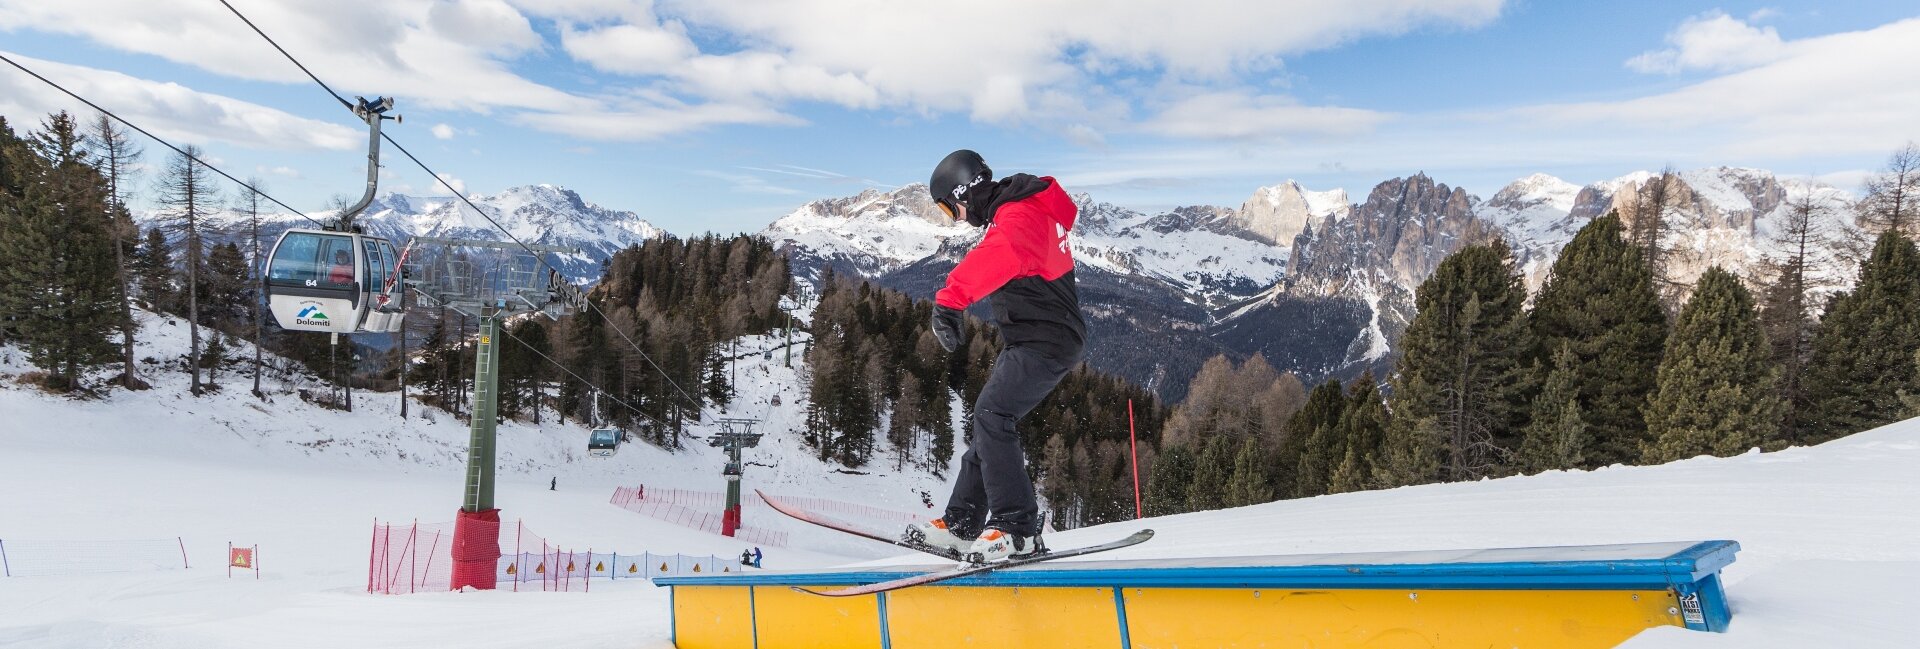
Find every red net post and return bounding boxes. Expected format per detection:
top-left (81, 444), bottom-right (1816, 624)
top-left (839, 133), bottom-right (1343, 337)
top-left (449, 508), bottom-right (502, 591)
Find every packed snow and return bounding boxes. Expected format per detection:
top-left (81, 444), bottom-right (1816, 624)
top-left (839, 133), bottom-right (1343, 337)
top-left (4, 310), bottom-right (1916, 647)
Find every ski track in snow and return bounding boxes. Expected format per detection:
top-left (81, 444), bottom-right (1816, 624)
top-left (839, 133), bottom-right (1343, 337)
top-left (2, 308), bottom-right (1917, 647)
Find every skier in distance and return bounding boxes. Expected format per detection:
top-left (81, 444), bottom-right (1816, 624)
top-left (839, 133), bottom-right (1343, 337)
top-left (904, 149), bottom-right (1086, 562)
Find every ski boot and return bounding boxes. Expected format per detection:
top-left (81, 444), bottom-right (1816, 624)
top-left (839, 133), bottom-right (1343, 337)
top-left (902, 518), bottom-right (976, 560)
top-left (964, 526), bottom-right (1047, 563)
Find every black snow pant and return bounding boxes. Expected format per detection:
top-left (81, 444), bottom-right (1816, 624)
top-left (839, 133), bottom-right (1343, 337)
top-left (943, 344), bottom-right (1078, 538)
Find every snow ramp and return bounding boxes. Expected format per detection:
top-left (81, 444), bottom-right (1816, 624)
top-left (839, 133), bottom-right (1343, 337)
top-left (654, 539), bottom-right (1737, 648)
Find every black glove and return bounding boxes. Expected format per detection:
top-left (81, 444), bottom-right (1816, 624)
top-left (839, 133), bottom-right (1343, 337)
top-left (931, 304), bottom-right (963, 352)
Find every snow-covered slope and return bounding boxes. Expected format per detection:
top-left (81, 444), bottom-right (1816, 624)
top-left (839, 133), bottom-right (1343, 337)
top-left (4, 302), bottom-right (1916, 646)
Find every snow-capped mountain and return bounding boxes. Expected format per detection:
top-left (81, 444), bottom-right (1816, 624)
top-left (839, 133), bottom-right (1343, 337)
top-left (137, 184), bottom-right (663, 282)
top-left (762, 168), bottom-right (1859, 399)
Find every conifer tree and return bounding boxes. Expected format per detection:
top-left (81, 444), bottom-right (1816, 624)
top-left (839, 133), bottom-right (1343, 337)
top-left (1642, 267), bottom-right (1783, 462)
top-left (1290, 379), bottom-right (1346, 498)
top-left (1145, 443), bottom-right (1194, 516)
top-left (1518, 342), bottom-right (1587, 472)
top-left (156, 145), bottom-right (219, 395)
top-left (135, 227), bottom-right (175, 310)
top-left (1272, 379), bottom-right (1342, 497)
top-left (1529, 213), bottom-right (1667, 467)
top-left (1374, 415), bottom-right (1444, 487)
top-left (0, 112), bottom-right (122, 389)
top-left (1224, 436), bottom-right (1271, 507)
top-left (1186, 434), bottom-right (1233, 511)
top-left (201, 242), bottom-right (251, 330)
top-left (1803, 232), bottom-right (1920, 442)
top-left (1759, 189), bottom-right (1832, 444)
top-left (1386, 240), bottom-right (1532, 480)
top-left (0, 117), bottom-right (22, 348)
top-left (88, 114), bottom-right (144, 389)
top-left (1331, 375), bottom-right (1388, 493)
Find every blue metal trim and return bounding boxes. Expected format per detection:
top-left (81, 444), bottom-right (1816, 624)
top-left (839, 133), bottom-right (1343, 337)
top-left (1113, 587), bottom-right (1132, 649)
top-left (877, 592), bottom-right (892, 649)
top-left (749, 586), bottom-right (760, 649)
top-left (668, 586), bottom-right (676, 647)
top-left (655, 541), bottom-right (1741, 591)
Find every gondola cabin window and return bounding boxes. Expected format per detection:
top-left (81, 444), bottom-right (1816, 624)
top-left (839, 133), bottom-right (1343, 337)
top-left (269, 232), bottom-right (358, 289)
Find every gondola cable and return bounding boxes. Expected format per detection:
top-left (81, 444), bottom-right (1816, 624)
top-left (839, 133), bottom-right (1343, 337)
top-left (213, 0), bottom-right (708, 412)
top-left (0, 51), bottom-right (326, 228)
top-left (0, 42), bottom-right (663, 432)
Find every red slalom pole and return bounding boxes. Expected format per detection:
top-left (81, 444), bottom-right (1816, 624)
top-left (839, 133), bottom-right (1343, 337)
top-left (1128, 399), bottom-right (1142, 519)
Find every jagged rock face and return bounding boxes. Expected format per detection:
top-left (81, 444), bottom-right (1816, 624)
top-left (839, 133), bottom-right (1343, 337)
top-left (1233, 181), bottom-right (1350, 246)
top-left (1287, 174), bottom-right (1477, 293)
top-left (1536, 168), bottom-right (1848, 296)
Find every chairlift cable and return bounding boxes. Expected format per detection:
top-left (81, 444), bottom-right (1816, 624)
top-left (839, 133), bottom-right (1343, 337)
top-left (496, 319), bottom-right (670, 430)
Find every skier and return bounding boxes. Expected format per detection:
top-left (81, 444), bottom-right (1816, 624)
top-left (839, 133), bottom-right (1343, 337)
top-left (549, 476), bottom-right (556, 491)
top-left (752, 547), bottom-right (763, 568)
top-left (904, 150), bottom-right (1085, 562)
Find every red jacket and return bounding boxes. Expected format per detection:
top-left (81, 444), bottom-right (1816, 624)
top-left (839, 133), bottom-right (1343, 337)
top-left (937, 176), bottom-right (1086, 357)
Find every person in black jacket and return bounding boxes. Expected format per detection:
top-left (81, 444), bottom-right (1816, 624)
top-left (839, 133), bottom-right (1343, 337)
top-left (902, 149), bottom-right (1086, 562)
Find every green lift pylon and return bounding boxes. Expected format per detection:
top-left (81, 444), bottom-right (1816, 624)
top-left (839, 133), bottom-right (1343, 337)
top-left (404, 237), bottom-right (588, 590)
top-left (710, 418), bottom-right (763, 537)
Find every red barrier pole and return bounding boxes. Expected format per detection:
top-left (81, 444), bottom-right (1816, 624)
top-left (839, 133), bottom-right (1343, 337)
top-left (255, 545), bottom-right (260, 580)
top-left (367, 518), bottom-right (378, 593)
top-left (513, 520), bottom-right (523, 593)
top-left (408, 521), bottom-right (419, 594)
top-left (227, 541), bottom-right (232, 579)
top-left (585, 548), bottom-right (592, 593)
top-left (382, 523), bottom-right (393, 594)
top-left (180, 537), bottom-right (190, 569)
top-left (420, 530), bottom-right (442, 590)
top-left (1128, 399), bottom-right (1142, 519)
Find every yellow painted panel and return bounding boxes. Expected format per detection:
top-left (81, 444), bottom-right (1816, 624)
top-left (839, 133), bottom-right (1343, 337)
top-left (753, 585), bottom-right (884, 649)
top-left (888, 586), bottom-right (1120, 649)
top-left (1124, 588), bottom-right (1683, 649)
top-left (672, 586), bottom-right (755, 649)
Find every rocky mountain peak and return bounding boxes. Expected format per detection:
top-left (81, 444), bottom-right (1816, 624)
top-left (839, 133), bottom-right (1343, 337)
top-left (1233, 180), bottom-right (1350, 245)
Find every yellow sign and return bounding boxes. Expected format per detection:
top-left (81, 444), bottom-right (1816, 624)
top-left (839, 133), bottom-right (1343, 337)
top-left (566, 560), bottom-right (576, 572)
top-left (506, 563), bottom-right (517, 575)
top-left (480, 336), bottom-right (491, 344)
top-left (694, 565), bottom-right (703, 573)
top-left (536, 562), bottom-right (546, 574)
top-left (595, 561), bottom-right (606, 572)
top-left (628, 564), bottom-right (639, 574)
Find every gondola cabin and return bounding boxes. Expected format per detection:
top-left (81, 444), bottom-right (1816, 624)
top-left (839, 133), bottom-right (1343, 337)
top-left (588, 428), bottom-right (621, 457)
top-left (264, 228), bottom-right (406, 334)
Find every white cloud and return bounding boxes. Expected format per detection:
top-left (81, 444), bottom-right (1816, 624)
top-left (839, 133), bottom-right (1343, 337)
top-left (1143, 91), bottom-right (1388, 141)
top-left (0, 0), bottom-right (592, 113)
top-left (694, 169), bottom-right (802, 195)
top-left (431, 123), bottom-right (456, 139)
top-left (560, 21), bottom-right (697, 76)
top-left (260, 165), bottom-right (301, 178)
top-left (1626, 11), bottom-right (1787, 74)
top-left (553, 0), bottom-right (1504, 128)
top-left (0, 51), bottom-right (358, 151)
top-left (514, 99), bottom-right (801, 141)
top-left (1525, 17), bottom-right (1920, 158)
top-left (432, 171), bottom-right (466, 196)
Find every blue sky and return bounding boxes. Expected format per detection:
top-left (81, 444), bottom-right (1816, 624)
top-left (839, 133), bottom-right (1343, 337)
top-left (2, 1), bottom-right (1916, 234)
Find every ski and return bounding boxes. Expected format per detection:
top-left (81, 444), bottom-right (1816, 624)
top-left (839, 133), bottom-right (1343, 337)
top-left (792, 529), bottom-right (1155, 597)
top-left (754, 489), bottom-right (969, 562)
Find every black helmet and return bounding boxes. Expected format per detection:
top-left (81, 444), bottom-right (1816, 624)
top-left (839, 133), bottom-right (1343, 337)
top-left (928, 149), bottom-right (992, 223)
